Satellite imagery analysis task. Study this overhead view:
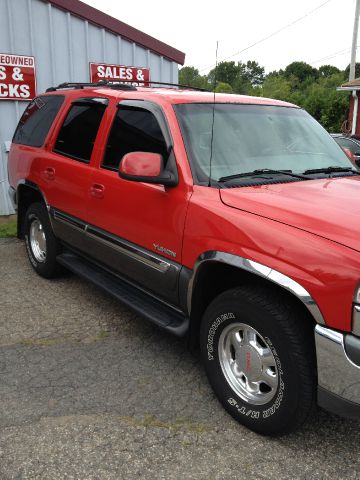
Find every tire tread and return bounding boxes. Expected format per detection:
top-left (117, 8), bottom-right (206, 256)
top-left (201, 285), bottom-right (316, 435)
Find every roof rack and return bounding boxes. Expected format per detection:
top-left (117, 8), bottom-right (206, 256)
top-left (46, 80), bottom-right (208, 93)
top-left (139, 80), bottom-right (207, 91)
top-left (46, 81), bottom-right (137, 92)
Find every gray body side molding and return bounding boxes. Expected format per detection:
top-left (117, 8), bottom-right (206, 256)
top-left (187, 251), bottom-right (325, 325)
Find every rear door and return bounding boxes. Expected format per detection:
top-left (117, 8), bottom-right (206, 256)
top-left (10, 94), bottom-right (65, 189)
top-left (86, 100), bottom-right (191, 306)
top-left (42, 95), bottom-right (109, 251)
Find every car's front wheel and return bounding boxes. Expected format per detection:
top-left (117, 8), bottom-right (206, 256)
top-left (200, 286), bottom-right (316, 436)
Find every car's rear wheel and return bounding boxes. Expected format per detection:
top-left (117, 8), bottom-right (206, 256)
top-left (24, 202), bottom-right (64, 278)
top-left (200, 286), bottom-right (316, 436)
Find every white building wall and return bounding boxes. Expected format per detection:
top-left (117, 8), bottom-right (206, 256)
top-left (0, 0), bottom-right (179, 215)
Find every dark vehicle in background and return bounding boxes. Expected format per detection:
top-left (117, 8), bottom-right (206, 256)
top-left (331, 134), bottom-right (360, 167)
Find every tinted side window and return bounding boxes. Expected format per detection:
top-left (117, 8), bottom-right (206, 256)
top-left (54, 103), bottom-right (106, 162)
top-left (336, 138), bottom-right (359, 153)
top-left (13, 95), bottom-right (64, 147)
top-left (102, 107), bottom-right (168, 170)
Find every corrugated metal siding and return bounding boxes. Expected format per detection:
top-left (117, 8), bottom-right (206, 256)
top-left (0, 0), bottom-right (179, 215)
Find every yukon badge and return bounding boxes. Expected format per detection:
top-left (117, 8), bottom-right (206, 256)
top-left (153, 243), bottom-right (177, 258)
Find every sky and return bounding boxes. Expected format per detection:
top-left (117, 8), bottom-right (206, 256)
top-left (82, 0), bottom-right (357, 74)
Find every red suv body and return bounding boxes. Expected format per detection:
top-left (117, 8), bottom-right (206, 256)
top-left (8, 83), bottom-right (360, 435)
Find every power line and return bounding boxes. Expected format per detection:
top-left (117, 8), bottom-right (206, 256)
top-left (310, 49), bottom-right (350, 65)
top-left (310, 46), bottom-right (360, 65)
top-left (199, 0), bottom-right (333, 72)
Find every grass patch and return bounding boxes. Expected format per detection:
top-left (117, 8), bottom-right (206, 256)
top-left (82, 330), bottom-right (111, 344)
top-left (0, 219), bottom-right (17, 238)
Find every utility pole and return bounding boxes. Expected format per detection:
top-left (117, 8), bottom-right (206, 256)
top-left (350, 0), bottom-right (360, 81)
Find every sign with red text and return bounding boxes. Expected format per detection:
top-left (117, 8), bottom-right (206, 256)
top-left (0, 54), bottom-right (36, 101)
top-left (90, 62), bottom-right (150, 86)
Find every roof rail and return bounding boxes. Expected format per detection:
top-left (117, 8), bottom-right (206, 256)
top-left (139, 80), bottom-right (207, 91)
top-left (46, 81), bottom-right (137, 92)
top-left (46, 80), bottom-right (208, 93)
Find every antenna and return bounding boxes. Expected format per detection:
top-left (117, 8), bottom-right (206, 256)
top-left (208, 41), bottom-right (219, 187)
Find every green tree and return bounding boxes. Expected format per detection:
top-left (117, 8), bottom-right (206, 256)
top-left (178, 66), bottom-right (208, 89)
top-left (300, 73), bottom-right (349, 132)
top-left (261, 76), bottom-right (292, 101)
top-left (208, 61), bottom-right (240, 87)
top-left (231, 75), bottom-right (252, 94)
top-left (302, 84), bottom-right (348, 132)
top-left (266, 69), bottom-right (285, 78)
top-left (243, 60), bottom-right (265, 86)
top-left (344, 62), bottom-right (360, 80)
top-left (318, 65), bottom-right (341, 78)
top-left (284, 61), bottom-right (318, 83)
top-left (215, 82), bottom-right (233, 93)
top-left (208, 60), bottom-right (264, 94)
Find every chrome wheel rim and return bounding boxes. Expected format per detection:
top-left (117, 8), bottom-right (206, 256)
top-left (29, 218), bottom-right (47, 262)
top-left (218, 322), bottom-right (278, 405)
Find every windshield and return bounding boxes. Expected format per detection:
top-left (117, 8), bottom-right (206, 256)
top-left (174, 103), bottom-right (354, 183)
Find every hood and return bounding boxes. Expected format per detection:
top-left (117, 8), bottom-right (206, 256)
top-left (220, 176), bottom-right (360, 252)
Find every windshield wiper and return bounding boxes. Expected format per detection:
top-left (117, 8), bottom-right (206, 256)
top-left (218, 168), bottom-right (310, 183)
top-left (303, 166), bottom-right (360, 176)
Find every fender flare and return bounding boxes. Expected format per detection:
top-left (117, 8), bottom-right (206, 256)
top-left (17, 179), bottom-right (50, 208)
top-left (16, 180), bottom-right (52, 237)
top-left (187, 251), bottom-right (325, 325)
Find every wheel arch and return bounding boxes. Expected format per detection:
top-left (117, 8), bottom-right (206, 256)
top-left (16, 181), bottom-right (49, 239)
top-left (187, 251), bottom-right (324, 349)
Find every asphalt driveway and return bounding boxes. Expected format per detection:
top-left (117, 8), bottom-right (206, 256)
top-left (1, 238), bottom-right (360, 479)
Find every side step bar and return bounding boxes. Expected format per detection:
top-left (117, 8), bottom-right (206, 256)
top-left (57, 252), bottom-right (189, 337)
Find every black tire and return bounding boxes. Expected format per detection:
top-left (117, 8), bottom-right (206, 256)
top-left (24, 202), bottom-right (64, 278)
top-left (200, 286), bottom-right (316, 436)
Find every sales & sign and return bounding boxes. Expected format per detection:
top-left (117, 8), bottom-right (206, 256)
top-left (0, 53), bottom-right (36, 101)
top-left (90, 62), bottom-right (150, 86)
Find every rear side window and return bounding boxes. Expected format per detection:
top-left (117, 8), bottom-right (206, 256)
top-left (12, 95), bottom-right (64, 147)
top-left (102, 106), bottom-right (168, 170)
top-left (54, 100), bottom-right (107, 163)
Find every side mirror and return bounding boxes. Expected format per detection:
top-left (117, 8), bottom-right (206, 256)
top-left (118, 151), bottom-right (177, 186)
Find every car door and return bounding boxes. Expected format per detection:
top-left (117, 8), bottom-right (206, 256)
top-left (86, 100), bottom-right (192, 306)
top-left (42, 95), bottom-right (109, 252)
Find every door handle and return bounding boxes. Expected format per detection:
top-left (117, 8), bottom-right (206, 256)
top-left (43, 167), bottom-right (55, 180)
top-left (90, 183), bottom-right (105, 199)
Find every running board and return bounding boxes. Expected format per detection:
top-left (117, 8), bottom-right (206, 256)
top-left (57, 252), bottom-right (189, 337)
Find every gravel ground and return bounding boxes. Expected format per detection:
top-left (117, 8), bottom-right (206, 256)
top-left (1, 238), bottom-right (360, 479)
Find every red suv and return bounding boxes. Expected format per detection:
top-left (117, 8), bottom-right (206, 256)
top-left (8, 81), bottom-right (360, 435)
